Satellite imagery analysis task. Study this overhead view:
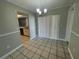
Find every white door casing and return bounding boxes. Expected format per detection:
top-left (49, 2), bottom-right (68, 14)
top-left (65, 4), bottom-right (75, 41)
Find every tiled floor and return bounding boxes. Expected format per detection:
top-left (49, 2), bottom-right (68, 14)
top-left (5, 38), bottom-right (71, 59)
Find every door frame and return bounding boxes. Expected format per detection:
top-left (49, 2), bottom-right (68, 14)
top-left (16, 10), bottom-right (30, 38)
top-left (65, 4), bottom-right (75, 41)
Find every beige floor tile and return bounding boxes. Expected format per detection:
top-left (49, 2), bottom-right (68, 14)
top-left (36, 49), bottom-right (42, 55)
top-left (64, 47), bottom-right (69, 54)
top-left (39, 46), bottom-right (45, 50)
top-left (51, 45), bottom-right (57, 49)
top-left (5, 56), bottom-right (12, 59)
top-left (37, 42), bottom-right (40, 46)
top-left (41, 43), bottom-right (46, 46)
top-left (27, 46), bottom-right (34, 50)
top-left (23, 57), bottom-right (29, 59)
top-left (44, 47), bottom-right (50, 52)
top-left (15, 54), bottom-right (25, 59)
top-left (66, 54), bottom-right (71, 59)
top-left (49, 54), bottom-right (56, 59)
top-left (31, 43), bottom-right (37, 47)
top-left (31, 47), bottom-right (38, 52)
top-left (26, 51), bottom-right (34, 59)
top-left (57, 51), bottom-right (65, 58)
top-left (65, 51), bottom-right (71, 59)
top-left (22, 49), bottom-right (30, 55)
top-left (34, 44), bottom-right (40, 48)
top-left (18, 46), bottom-right (26, 52)
top-left (57, 44), bottom-right (63, 48)
top-left (50, 48), bottom-right (56, 55)
top-left (11, 51), bottom-right (20, 58)
top-left (40, 57), bottom-right (45, 59)
top-left (41, 50), bottom-right (49, 58)
top-left (32, 54), bottom-right (40, 59)
top-left (46, 44), bottom-right (51, 48)
top-left (58, 47), bottom-right (64, 53)
top-left (57, 56), bottom-right (65, 59)
top-left (32, 41), bottom-right (37, 44)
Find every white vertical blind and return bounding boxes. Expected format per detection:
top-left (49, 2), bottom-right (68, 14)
top-left (38, 17), bottom-right (47, 37)
top-left (49, 15), bottom-right (60, 39)
top-left (38, 15), bottom-right (60, 39)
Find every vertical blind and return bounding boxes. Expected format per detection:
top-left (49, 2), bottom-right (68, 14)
top-left (38, 15), bottom-right (60, 39)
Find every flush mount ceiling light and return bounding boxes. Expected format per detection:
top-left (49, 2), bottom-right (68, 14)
top-left (36, 8), bottom-right (47, 15)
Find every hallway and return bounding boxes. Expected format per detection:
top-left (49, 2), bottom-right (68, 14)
top-left (5, 38), bottom-right (70, 59)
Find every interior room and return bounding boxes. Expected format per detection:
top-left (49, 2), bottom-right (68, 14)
top-left (0, 0), bottom-right (79, 59)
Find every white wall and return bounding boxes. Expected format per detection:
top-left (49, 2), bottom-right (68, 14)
top-left (29, 15), bottom-right (36, 39)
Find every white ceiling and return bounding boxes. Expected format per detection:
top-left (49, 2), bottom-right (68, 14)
top-left (6, 0), bottom-right (74, 13)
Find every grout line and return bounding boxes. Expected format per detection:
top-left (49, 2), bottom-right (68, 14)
top-left (38, 41), bottom-right (44, 59)
top-left (48, 39), bottom-right (52, 59)
top-left (56, 40), bottom-right (58, 59)
top-left (62, 41), bottom-right (67, 59)
top-left (17, 48), bottom-right (30, 59)
top-left (31, 44), bottom-right (40, 59)
top-left (31, 39), bottom-right (41, 59)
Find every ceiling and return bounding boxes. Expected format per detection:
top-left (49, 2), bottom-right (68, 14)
top-left (5, 0), bottom-right (74, 13)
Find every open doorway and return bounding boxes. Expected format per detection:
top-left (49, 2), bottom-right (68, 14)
top-left (17, 11), bottom-right (30, 47)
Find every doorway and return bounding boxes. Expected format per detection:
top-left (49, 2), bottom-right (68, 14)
top-left (17, 11), bottom-right (30, 47)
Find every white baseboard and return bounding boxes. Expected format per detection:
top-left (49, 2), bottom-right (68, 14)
top-left (72, 31), bottom-right (79, 38)
top-left (0, 44), bottom-right (23, 59)
top-left (54, 38), bottom-right (67, 42)
top-left (38, 36), bottom-right (67, 42)
top-left (68, 48), bottom-right (74, 59)
top-left (30, 36), bottom-right (36, 40)
top-left (49, 37), bottom-right (67, 42)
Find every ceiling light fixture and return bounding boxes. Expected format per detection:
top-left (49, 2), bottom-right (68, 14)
top-left (39, 11), bottom-right (42, 15)
top-left (36, 8), bottom-right (40, 13)
top-left (44, 9), bottom-right (47, 13)
top-left (36, 8), bottom-right (47, 15)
